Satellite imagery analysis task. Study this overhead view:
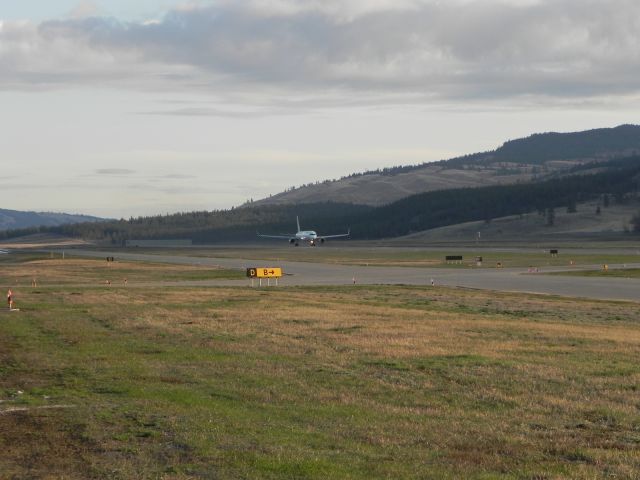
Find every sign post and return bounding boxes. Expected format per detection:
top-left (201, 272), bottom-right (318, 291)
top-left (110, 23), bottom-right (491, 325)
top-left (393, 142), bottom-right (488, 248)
top-left (445, 255), bottom-right (463, 265)
top-left (246, 267), bottom-right (283, 287)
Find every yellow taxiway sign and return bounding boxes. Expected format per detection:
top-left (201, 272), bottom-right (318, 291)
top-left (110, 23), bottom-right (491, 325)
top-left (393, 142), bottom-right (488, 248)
top-left (246, 267), bottom-right (283, 278)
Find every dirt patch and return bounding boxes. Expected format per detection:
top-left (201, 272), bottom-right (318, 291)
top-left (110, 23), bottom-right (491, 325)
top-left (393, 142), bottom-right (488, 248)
top-left (0, 337), bottom-right (88, 478)
top-left (0, 410), bottom-right (100, 479)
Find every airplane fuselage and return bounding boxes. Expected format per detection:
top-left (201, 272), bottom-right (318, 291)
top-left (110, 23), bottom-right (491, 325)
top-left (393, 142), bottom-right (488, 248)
top-left (292, 231), bottom-right (319, 245)
top-left (296, 231), bottom-right (317, 240)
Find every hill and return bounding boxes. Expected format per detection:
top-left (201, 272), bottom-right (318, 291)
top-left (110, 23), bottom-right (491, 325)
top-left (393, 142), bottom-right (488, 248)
top-left (0, 208), bottom-right (104, 231)
top-left (336, 156), bottom-right (640, 239)
top-left (256, 124), bottom-right (640, 206)
top-left (19, 154), bottom-right (640, 244)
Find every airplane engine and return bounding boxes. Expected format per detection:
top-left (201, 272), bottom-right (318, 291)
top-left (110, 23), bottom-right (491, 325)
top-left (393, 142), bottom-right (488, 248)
top-left (320, 238), bottom-right (325, 244)
top-left (289, 238), bottom-right (296, 244)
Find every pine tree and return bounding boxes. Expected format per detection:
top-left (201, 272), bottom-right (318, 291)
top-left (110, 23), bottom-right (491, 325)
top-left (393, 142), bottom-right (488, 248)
top-left (546, 208), bottom-right (555, 226)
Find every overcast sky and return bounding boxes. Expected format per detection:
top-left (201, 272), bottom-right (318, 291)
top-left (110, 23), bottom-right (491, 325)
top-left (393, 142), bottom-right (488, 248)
top-left (1, 0), bottom-right (639, 218)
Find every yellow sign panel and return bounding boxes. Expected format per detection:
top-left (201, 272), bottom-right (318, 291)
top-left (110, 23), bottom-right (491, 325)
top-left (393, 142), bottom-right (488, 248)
top-left (247, 267), bottom-right (283, 278)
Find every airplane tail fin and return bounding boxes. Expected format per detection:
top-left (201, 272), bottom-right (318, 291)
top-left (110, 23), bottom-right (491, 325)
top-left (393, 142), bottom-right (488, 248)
top-left (296, 216), bottom-right (301, 232)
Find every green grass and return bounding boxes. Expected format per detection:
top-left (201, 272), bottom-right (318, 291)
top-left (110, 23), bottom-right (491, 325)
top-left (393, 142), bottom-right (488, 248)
top-left (1, 259), bottom-right (639, 478)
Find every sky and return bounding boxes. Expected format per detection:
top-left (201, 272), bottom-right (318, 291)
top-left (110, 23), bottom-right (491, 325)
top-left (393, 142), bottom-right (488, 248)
top-left (1, 0), bottom-right (639, 218)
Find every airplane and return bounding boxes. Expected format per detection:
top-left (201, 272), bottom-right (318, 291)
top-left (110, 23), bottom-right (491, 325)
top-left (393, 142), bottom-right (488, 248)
top-left (0, 249), bottom-right (8, 255)
top-left (258, 216), bottom-right (350, 246)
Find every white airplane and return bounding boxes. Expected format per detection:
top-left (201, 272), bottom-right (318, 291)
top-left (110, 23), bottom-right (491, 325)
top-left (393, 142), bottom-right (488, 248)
top-left (258, 216), bottom-right (350, 246)
top-left (0, 249), bottom-right (8, 255)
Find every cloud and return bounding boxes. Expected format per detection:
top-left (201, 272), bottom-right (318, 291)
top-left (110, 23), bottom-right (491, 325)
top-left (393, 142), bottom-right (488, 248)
top-left (91, 169), bottom-right (198, 182)
top-left (1, 0), bottom-right (639, 105)
top-left (157, 174), bottom-right (197, 180)
top-left (95, 168), bottom-right (136, 175)
top-left (69, 1), bottom-right (101, 19)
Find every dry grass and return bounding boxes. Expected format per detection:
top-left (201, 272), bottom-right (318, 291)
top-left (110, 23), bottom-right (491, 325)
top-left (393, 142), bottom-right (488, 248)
top-left (0, 233), bottom-right (89, 249)
top-left (0, 256), bottom-right (639, 478)
top-left (1, 256), bottom-right (242, 287)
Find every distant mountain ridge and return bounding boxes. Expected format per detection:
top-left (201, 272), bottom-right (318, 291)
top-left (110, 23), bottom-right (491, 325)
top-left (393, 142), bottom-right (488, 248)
top-left (0, 208), bottom-right (104, 231)
top-left (256, 124), bottom-right (640, 206)
top-left (486, 124), bottom-right (640, 165)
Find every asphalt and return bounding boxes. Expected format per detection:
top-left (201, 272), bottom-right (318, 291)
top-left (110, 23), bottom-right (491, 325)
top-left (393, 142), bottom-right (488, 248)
top-left (65, 248), bottom-right (640, 303)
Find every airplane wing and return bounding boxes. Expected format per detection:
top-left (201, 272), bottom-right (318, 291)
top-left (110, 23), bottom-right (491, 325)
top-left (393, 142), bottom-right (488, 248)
top-left (257, 233), bottom-right (296, 239)
top-left (319, 229), bottom-right (350, 240)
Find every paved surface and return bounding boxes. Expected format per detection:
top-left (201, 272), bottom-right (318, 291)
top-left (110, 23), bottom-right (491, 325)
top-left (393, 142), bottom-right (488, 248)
top-left (65, 249), bottom-right (640, 302)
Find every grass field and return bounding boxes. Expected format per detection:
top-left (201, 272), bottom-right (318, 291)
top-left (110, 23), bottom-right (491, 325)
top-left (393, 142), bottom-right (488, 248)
top-left (1, 254), bottom-right (639, 479)
top-left (0, 255), bottom-right (244, 286)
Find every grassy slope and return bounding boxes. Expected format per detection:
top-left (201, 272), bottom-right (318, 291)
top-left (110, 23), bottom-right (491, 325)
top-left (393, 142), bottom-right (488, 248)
top-left (256, 162), bottom-right (537, 207)
top-left (397, 200), bottom-right (640, 244)
top-left (1, 256), bottom-right (639, 479)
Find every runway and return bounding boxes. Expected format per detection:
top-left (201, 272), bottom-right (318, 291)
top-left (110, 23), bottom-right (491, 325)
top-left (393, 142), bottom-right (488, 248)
top-left (67, 249), bottom-right (640, 303)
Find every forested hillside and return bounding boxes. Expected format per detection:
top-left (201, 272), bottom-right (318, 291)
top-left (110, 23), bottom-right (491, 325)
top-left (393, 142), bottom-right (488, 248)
top-left (456, 124), bottom-right (640, 166)
top-left (0, 202), bottom-right (372, 245)
top-left (4, 155), bottom-right (639, 244)
top-left (345, 156), bottom-right (640, 238)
